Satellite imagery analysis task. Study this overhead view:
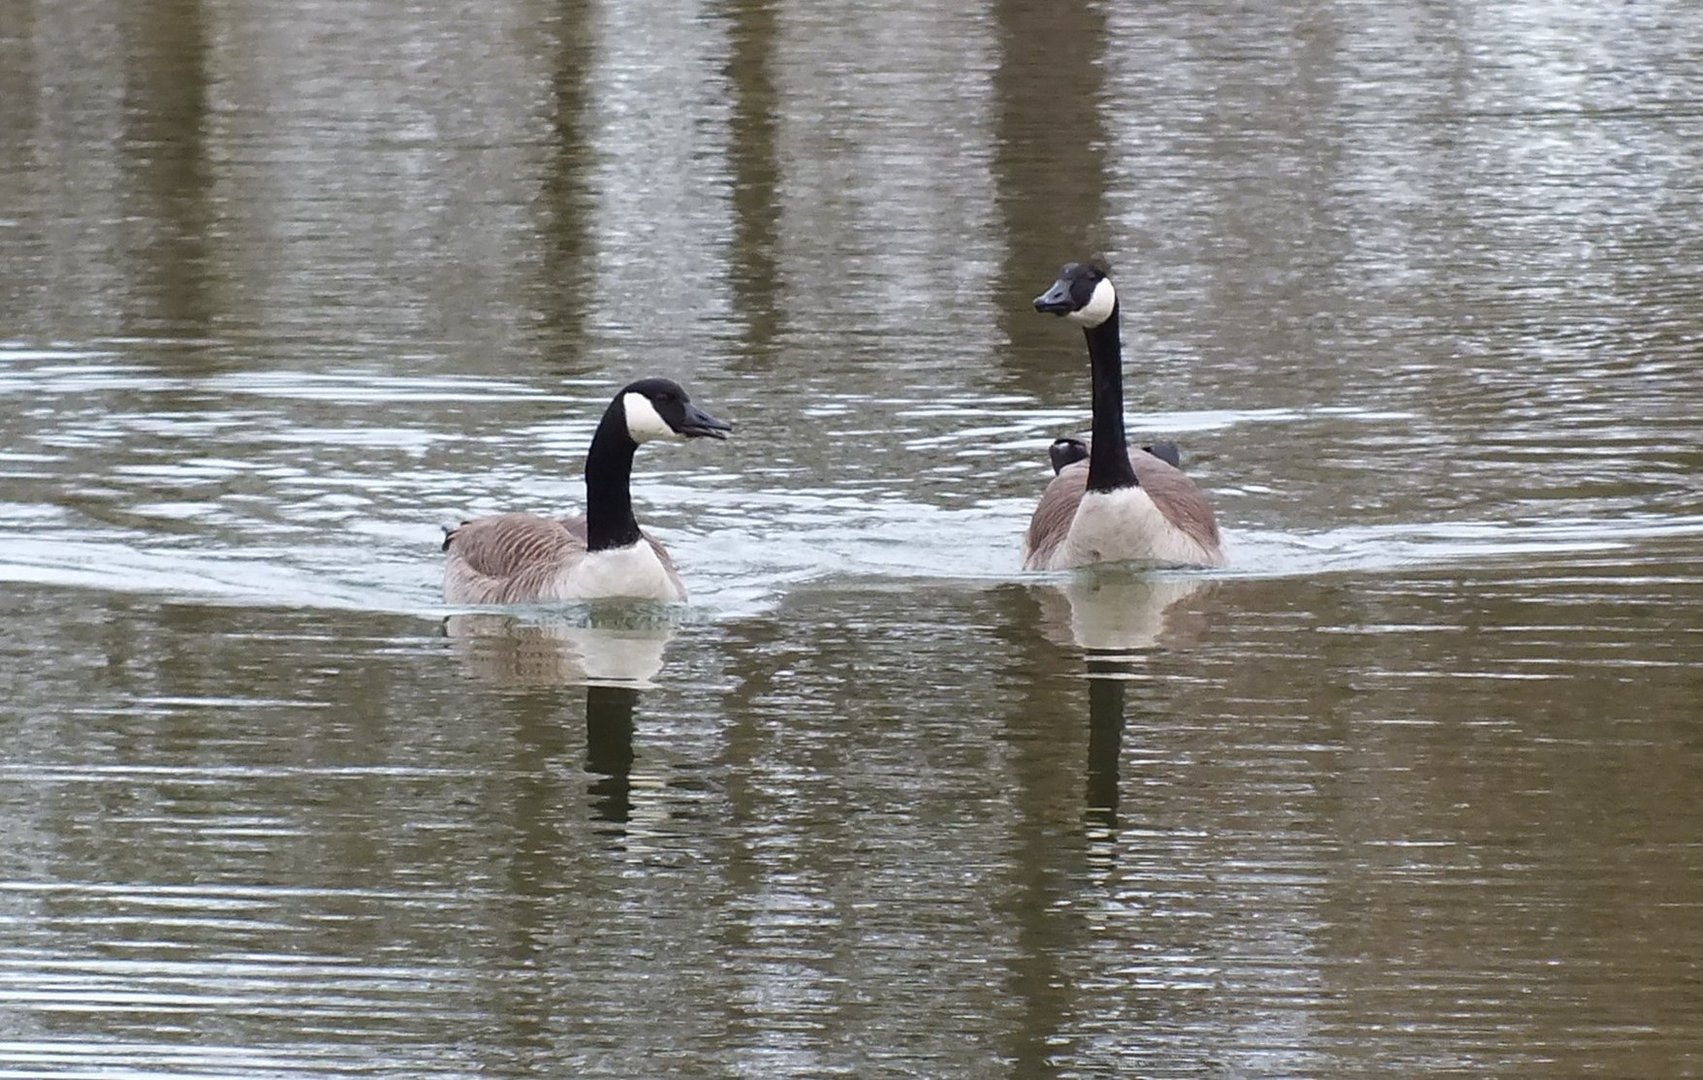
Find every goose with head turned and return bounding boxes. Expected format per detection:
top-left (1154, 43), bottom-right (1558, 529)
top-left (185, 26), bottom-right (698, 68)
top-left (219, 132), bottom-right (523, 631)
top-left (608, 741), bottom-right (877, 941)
top-left (1024, 263), bottom-right (1226, 570)
top-left (443, 377), bottom-right (732, 604)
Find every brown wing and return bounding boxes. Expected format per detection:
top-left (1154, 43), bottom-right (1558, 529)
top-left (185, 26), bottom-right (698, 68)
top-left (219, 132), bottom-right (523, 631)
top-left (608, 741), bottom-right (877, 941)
top-left (442, 513), bottom-right (587, 604)
top-left (443, 513), bottom-right (686, 603)
top-left (1023, 460), bottom-right (1089, 570)
top-left (1129, 452), bottom-right (1222, 554)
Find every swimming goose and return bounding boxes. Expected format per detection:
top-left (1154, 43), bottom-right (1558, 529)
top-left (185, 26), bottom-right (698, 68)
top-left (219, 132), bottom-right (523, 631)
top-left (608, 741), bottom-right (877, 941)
top-left (443, 378), bottom-right (732, 604)
top-left (1023, 263), bottom-right (1225, 570)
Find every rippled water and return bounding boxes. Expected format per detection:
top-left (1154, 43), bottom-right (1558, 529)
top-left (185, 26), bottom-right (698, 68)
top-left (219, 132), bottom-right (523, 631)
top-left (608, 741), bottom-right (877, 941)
top-left (2, 0), bottom-right (1701, 1075)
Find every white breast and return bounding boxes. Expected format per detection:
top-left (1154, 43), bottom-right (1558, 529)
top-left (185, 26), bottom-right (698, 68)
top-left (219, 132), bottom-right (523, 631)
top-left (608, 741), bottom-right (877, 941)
top-left (1048, 487), bottom-right (1216, 569)
top-left (542, 541), bottom-right (684, 602)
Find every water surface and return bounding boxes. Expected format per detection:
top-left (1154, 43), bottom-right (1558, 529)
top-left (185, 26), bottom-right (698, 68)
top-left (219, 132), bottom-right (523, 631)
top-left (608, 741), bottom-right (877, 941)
top-left (2, 0), bottom-right (1701, 1075)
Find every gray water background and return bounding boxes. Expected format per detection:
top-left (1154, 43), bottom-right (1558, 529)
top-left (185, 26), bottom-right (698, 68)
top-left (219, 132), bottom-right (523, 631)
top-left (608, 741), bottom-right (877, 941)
top-left (2, 0), bottom-right (1701, 1075)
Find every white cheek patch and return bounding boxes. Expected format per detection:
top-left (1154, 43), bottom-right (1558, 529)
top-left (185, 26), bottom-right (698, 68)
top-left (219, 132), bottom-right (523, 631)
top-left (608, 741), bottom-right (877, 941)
top-left (622, 392), bottom-right (678, 443)
top-left (1066, 277), bottom-right (1118, 327)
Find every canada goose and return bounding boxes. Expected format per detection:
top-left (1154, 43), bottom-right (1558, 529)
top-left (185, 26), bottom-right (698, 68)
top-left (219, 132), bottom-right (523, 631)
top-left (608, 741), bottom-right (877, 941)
top-left (1024, 263), bottom-right (1225, 570)
top-left (443, 378), bottom-right (732, 604)
top-left (1048, 436), bottom-right (1181, 475)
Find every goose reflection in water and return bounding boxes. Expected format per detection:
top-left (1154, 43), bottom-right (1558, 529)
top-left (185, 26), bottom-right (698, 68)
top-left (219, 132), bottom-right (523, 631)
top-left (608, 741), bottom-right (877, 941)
top-left (443, 609), bottom-right (671, 687)
top-left (444, 608), bottom-right (673, 827)
top-left (1030, 571), bottom-right (1214, 848)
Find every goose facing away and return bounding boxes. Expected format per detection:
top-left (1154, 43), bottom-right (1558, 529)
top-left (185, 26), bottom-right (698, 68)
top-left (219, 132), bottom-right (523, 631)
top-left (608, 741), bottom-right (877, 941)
top-left (1023, 263), bottom-right (1226, 570)
top-left (443, 378), bottom-right (732, 604)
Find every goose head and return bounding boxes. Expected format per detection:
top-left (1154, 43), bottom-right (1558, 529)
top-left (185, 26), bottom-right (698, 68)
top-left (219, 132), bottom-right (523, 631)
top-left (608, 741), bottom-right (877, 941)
top-left (1049, 436), bottom-right (1089, 475)
top-left (1034, 262), bottom-right (1116, 328)
top-left (618, 378), bottom-right (733, 444)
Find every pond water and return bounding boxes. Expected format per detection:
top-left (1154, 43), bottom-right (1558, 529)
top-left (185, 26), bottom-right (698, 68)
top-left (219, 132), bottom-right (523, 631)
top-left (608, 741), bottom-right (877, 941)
top-left (2, 0), bottom-right (1700, 1075)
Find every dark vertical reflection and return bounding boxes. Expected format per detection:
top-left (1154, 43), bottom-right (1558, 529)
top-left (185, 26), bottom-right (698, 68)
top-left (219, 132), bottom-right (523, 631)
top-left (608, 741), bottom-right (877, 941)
top-left (722, 0), bottom-right (781, 369)
top-left (988, 584), bottom-right (1090, 1078)
top-left (512, 692), bottom-right (575, 883)
top-left (496, 690), bottom-right (576, 1065)
top-left (534, 0), bottom-right (597, 370)
top-left (0, 6), bottom-right (42, 332)
top-left (1082, 660), bottom-right (1125, 833)
top-left (704, 613), bottom-right (790, 1052)
top-left (0, 6), bottom-right (39, 322)
top-left (1144, 2), bottom-right (1350, 388)
top-left (118, 0), bottom-right (214, 343)
top-left (584, 684), bottom-right (637, 827)
top-left (0, 5), bottom-right (36, 138)
top-left (992, 0), bottom-right (1110, 382)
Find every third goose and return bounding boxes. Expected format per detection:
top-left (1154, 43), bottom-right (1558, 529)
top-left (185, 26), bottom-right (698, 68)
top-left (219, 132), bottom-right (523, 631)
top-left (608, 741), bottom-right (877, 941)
top-left (1048, 436), bottom-right (1089, 476)
top-left (1024, 263), bottom-right (1226, 570)
top-left (1049, 436), bottom-right (1181, 475)
top-left (443, 378), bottom-right (731, 604)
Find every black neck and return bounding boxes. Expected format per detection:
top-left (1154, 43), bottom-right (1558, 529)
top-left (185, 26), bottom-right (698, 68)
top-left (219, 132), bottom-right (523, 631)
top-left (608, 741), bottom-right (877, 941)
top-left (584, 402), bottom-right (643, 552)
top-left (1085, 303), bottom-right (1137, 492)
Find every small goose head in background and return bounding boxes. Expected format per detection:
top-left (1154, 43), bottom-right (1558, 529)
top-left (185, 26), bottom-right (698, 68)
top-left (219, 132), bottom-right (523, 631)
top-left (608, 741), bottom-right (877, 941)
top-left (1049, 436), bottom-right (1089, 475)
top-left (1049, 436), bottom-right (1181, 475)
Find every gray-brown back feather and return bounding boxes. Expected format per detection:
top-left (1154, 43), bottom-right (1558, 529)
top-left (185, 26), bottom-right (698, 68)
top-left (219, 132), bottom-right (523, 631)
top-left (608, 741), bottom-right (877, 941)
top-left (1132, 452), bottom-right (1221, 553)
top-left (443, 512), bottom-right (681, 604)
top-left (1024, 462), bottom-right (1090, 569)
top-left (1022, 451), bottom-right (1222, 569)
